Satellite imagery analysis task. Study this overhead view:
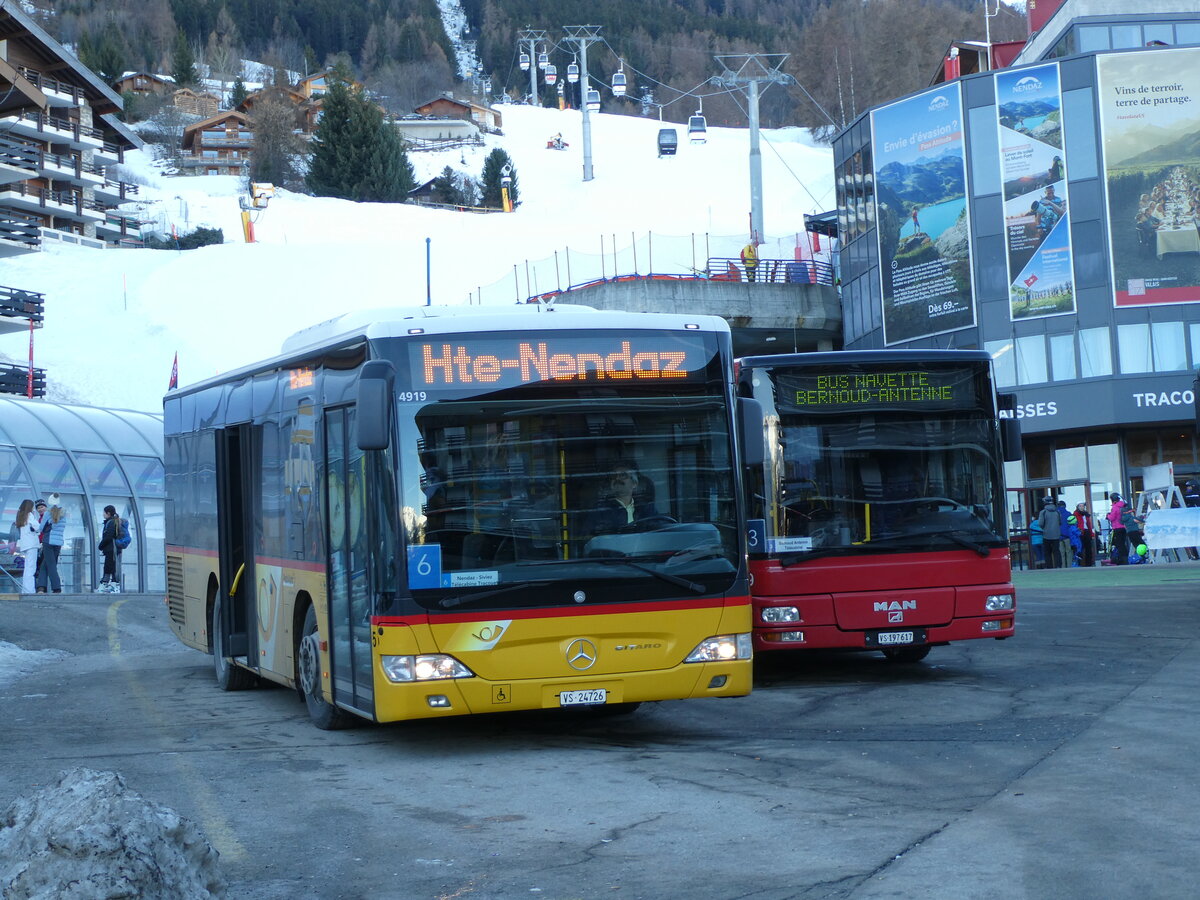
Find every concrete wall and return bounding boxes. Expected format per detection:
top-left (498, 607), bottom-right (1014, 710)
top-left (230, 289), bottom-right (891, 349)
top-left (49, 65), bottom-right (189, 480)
top-left (551, 278), bottom-right (842, 355)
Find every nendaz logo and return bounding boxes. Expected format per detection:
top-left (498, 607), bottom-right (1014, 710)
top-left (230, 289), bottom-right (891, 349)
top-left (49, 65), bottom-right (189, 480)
top-left (1013, 76), bottom-right (1043, 94)
top-left (929, 95), bottom-right (950, 112)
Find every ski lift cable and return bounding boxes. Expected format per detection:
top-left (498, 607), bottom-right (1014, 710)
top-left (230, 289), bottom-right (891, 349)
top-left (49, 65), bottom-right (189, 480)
top-left (724, 89), bottom-right (832, 211)
top-left (782, 79), bottom-right (841, 129)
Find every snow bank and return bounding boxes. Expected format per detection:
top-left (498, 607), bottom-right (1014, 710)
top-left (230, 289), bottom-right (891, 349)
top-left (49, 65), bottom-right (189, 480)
top-left (0, 768), bottom-right (225, 899)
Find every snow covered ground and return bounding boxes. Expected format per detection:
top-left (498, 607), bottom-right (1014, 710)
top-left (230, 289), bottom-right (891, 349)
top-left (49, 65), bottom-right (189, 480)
top-left (0, 103), bottom-right (833, 413)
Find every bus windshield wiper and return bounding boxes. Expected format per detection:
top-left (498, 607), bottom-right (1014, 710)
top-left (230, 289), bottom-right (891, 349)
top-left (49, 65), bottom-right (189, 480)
top-left (861, 529), bottom-right (995, 557)
top-left (590, 556), bottom-right (707, 593)
top-left (777, 546), bottom-right (860, 568)
top-left (438, 581), bottom-right (553, 609)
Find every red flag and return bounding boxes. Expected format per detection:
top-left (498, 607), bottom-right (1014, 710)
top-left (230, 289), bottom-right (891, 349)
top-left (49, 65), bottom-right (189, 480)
top-left (168, 352), bottom-right (178, 390)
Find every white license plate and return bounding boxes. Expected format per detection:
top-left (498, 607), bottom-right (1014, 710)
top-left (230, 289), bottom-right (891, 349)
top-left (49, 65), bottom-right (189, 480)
top-left (878, 631), bottom-right (914, 645)
top-left (560, 689), bottom-right (607, 707)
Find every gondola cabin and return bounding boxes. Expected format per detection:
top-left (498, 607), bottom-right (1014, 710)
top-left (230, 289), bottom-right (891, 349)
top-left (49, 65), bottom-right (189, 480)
top-left (612, 71), bottom-right (627, 96)
top-left (657, 128), bottom-right (678, 157)
top-left (688, 115), bottom-right (708, 144)
top-left (586, 89), bottom-right (600, 112)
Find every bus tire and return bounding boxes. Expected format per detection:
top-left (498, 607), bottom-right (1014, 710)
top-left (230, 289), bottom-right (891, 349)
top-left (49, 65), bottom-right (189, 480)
top-left (881, 645), bottom-right (932, 664)
top-left (298, 605), bottom-right (354, 730)
top-left (212, 594), bottom-right (257, 691)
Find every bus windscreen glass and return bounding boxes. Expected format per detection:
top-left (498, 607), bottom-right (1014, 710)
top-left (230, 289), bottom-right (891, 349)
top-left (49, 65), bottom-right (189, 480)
top-left (388, 330), bottom-right (740, 610)
top-left (749, 362), bottom-right (1006, 559)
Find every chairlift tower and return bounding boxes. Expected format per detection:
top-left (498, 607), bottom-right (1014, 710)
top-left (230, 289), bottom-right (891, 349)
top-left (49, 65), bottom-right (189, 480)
top-left (563, 24), bottom-right (603, 182)
top-left (711, 53), bottom-right (795, 243)
top-left (517, 28), bottom-right (548, 104)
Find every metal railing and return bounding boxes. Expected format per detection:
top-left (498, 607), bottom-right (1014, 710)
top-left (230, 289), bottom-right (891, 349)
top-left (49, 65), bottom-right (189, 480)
top-left (1, 109), bottom-right (103, 142)
top-left (17, 66), bottom-right (86, 104)
top-left (0, 284), bottom-right (45, 322)
top-left (0, 213), bottom-right (42, 249)
top-left (0, 362), bottom-right (46, 397)
top-left (707, 257), bottom-right (836, 285)
top-left (0, 183), bottom-right (105, 215)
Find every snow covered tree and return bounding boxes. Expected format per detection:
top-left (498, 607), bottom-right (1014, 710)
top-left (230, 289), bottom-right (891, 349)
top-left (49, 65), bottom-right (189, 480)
top-left (306, 77), bottom-right (415, 203)
top-left (480, 148), bottom-right (518, 210)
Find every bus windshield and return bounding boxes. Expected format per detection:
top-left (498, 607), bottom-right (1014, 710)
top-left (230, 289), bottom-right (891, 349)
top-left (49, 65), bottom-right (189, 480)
top-left (386, 331), bottom-right (740, 610)
top-left (761, 413), bottom-right (1007, 560)
top-left (742, 357), bottom-right (1008, 560)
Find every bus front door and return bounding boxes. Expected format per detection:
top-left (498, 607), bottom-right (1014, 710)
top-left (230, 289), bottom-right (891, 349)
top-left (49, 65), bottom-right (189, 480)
top-left (323, 407), bottom-right (375, 717)
top-left (216, 424), bottom-right (257, 663)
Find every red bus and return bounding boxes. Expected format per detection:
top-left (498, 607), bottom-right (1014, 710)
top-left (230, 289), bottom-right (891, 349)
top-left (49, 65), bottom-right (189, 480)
top-left (737, 350), bottom-right (1019, 663)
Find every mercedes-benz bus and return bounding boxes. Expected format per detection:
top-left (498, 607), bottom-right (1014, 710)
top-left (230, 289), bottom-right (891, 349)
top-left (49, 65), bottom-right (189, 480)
top-left (164, 305), bottom-right (756, 728)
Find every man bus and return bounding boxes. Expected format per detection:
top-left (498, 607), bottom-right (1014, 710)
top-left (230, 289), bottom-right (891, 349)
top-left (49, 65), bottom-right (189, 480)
top-left (736, 350), bottom-right (1019, 663)
top-left (164, 305), bottom-right (758, 728)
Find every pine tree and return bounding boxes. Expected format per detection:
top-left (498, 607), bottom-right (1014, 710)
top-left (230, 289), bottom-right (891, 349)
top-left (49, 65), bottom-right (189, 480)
top-left (306, 77), bottom-right (414, 203)
top-left (230, 77), bottom-right (248, 108)
top-left (171, 30), bottom-right (198, 88)
top-left (480, 148), bottom-right (518, 209)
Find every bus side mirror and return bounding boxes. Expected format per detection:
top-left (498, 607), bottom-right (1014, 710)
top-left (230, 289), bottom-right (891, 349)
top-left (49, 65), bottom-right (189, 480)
top-left (356, 359), bottom-right (395, 450)
top-left (738, 397), bottom-right (765, 467)
top-left (1001, 416), bottom-right (1022, 463)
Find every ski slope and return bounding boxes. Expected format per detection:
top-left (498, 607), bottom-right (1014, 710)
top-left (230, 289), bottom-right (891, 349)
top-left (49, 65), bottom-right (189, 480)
top-left (0, 104), bottom-right (834, 412)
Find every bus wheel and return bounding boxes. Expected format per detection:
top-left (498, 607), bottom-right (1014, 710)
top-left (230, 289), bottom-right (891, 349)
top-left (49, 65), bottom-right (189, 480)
top-left (298, 605), bottom-right (354, 730)
top-left (881, 645), bottom-right (932, 664)
top-left (212, 594), bottom-right (257, 691)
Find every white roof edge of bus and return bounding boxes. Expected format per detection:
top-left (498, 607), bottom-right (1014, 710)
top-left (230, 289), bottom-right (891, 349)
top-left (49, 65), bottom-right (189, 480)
top-left (279, 303), bottom-right (730, 356)
top-left (165, 305), bottom-right (731, 401)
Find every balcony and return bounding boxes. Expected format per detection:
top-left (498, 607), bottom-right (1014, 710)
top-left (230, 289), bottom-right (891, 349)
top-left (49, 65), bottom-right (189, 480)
top-left (0, 283), bottom-right (44, 336)
top-left (0, 110), bottom-right (104, 149)
top-left (0, 184), bottom-right (106, 221)
top-left (0, 211), bottom-right (41, 255)
top-left (93, 178), bottom-right (139, 203)
top-left (94, 141), bottom-right (127, 164)
top-left (0, 137), bottom-right (38, 185)
top-left (0, 362), bottom-right (46, 397)
top-left (16, 66), bottom-right (86, 107)
top-left (0, 283), bottom-right (45, 323)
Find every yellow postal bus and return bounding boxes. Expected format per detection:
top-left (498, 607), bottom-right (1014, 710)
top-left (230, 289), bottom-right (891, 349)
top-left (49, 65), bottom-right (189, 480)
top-left (164, 306), bottom-right (758, 728)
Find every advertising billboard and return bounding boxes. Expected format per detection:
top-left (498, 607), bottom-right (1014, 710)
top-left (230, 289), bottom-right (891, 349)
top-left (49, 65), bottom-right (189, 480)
top-left (872, 83), bottom-right (976, 345)
top-left (1098, 47), bottom-right (1200, 307)
top-left (996, 63), bottom-right (1076, 320)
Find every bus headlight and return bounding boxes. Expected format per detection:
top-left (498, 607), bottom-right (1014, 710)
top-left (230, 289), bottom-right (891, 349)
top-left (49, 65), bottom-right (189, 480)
top-left (761, 606), bottom-right (799, 623)
top-left (985, 594), bottom-right (1014, 611)
top-left (381, 654), bottom-right (475, 683)
top-left (684, 634), bottom-right (753, 663)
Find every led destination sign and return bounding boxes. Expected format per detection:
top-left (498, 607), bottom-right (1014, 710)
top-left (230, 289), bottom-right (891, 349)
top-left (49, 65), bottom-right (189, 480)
top-left (409, 334), bottom-right (713, 391)
top-left (777, 366), bottom-right (984, 414)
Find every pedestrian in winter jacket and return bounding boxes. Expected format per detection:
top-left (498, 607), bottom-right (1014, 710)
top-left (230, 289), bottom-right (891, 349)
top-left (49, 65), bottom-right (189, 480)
top-left (1107, 492), bottom-right (1129, 565)
top-left (1074, 503), bottom-right (1095, 567)
top-left (1056, 500), bottom-right (1073, 570)
top-left (1064, 515), bottom-right (1083, 566)
top-left (1037, 497), bottom-right (1062, 568)
top-left (1029, 518), bottom-right (1044, 567)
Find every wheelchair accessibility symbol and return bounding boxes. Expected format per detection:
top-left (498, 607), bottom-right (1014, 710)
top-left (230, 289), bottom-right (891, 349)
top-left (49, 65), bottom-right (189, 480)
top-left (493, 684), bottom-right (511, 704)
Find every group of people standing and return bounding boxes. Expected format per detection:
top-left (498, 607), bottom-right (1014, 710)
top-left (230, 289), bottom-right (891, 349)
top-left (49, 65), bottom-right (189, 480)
top-left (1028, 492), bottom-right (1155, 569)
top-left (1030, 497), bottom-right (1094, 568)
top-left (13, 496), bottom-right (66, 594)
top-left (11, 500), bottom-right (128, 594)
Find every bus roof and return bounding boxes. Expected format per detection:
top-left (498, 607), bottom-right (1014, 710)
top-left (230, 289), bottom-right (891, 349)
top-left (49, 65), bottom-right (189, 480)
top-left (166, 304), bottom-right (732, 401)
